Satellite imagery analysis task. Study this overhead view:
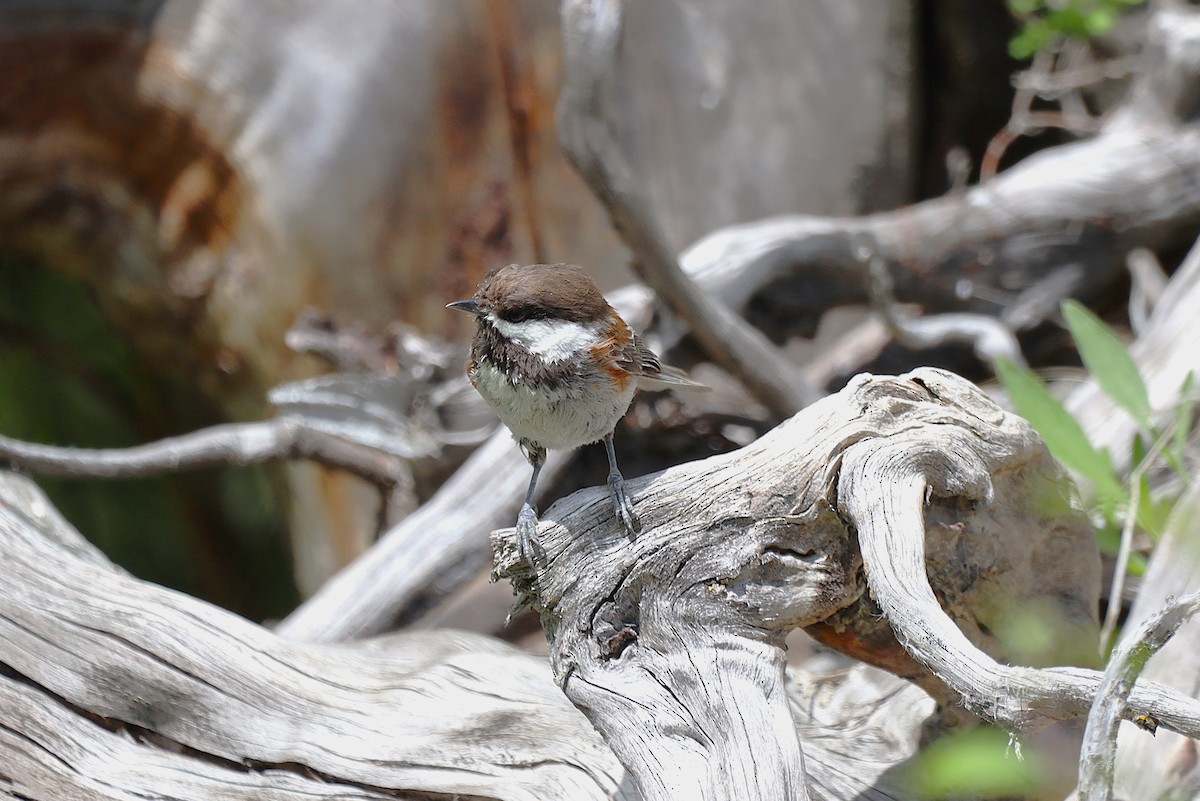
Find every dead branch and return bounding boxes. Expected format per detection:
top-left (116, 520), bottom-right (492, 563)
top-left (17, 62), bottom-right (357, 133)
top-left (673, 4), bottom-right (1200, 352)
top-left (275, 426), bottom-right (571, 641)
top-left (0, 418), bottom-right (408, 488)
top-left (489, 368), bottom-right (1200, 800)
top-left (867, 255), bottom-right (1027, 369)
top-left (1077, 591), bottom-right (1200, 801)
top-left (0, 465), bottom-right (628, 800)
top-left (837, 373), bottom-right (1200, 738)
top-left (1110, 483), bottom-right (1200, 800)
top-left (556, 0), bottom-right (818, 418)
top-left (0, 467), bottom-right (954, 801)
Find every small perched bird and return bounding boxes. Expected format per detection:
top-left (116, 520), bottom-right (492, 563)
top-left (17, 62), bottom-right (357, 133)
top-left (448, 263), bottom-right (703, 565)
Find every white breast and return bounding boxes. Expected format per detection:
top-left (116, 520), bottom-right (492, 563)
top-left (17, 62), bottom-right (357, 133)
top-left (470, 356), bottom-right (636, 451)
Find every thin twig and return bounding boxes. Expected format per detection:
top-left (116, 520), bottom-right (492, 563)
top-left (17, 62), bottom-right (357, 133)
top-left (1103, 481), bottom-right (1141, 659)
top-left (982, 44), bottom-right (1104, 180)
top-left (867, 256), bottom-right (1028, 369)
top-left (1127, 248), bottom-right (1169, 337)
top-left (0, 419), bottom-right (410, 489)
top-left (556, 0), bottom-right (817, 418)
top-left (1078, 591), bottom-right (1200, 801)
top-left (1012, 56), bottom-right (1138, 97)
top-left (1098, 418), bottom-right (1181, 654)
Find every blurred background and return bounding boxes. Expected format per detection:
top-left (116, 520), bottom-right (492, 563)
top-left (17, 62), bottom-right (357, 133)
top-left (0, 0), bottom-right (1169, 628)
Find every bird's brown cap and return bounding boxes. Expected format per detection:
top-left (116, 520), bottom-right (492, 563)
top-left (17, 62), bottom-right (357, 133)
top-left (469, 263), bottom-right (611, 323)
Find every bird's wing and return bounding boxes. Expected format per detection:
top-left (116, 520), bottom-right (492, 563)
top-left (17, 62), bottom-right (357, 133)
top-left (619, 332), bottom-right (709, 392)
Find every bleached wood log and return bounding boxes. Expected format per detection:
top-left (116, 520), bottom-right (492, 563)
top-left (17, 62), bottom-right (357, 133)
top-left (0, 466), bottom-right (960, 801)
top-left (0, 469), bottom-right (630, 800)
top-left (492, 368), bottom-right (1147, 800)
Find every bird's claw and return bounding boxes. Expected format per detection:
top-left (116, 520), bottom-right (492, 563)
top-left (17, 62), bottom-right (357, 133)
top-left (515, 503), bottom-right (545, 567)
top-left (608, 471), bottom-right (640, 536)
top-left (505, 588), bottom-right (538, 625)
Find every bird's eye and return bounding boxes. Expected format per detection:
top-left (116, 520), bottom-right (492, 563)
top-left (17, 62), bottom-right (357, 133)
top-left (501, 305), bottom-right (545, 323)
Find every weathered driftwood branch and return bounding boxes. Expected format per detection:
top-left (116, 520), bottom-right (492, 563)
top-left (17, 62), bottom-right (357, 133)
top-left (0, 418), bottom-right (408, 487)
top-left (556, 0), bottom-right (817, 417)
top-left (489, 368), bottom-right (1200, 800)
top-left (0, 467), bottom-right (956, 800)
top-left (275, 425), bottom-right (574, 641)
top-left (867, 255), bottom-right (1027, 369)
top-left (0, 469), bottom-right (628, 800)
top-left (1077, 590), bottom-right (1200, 801)
top-left (674, 3), bottom-right (1200, 346)
top-left (839, 374), bottom-right (1200, 739)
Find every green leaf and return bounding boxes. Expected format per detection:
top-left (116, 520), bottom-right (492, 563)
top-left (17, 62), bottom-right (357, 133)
top-left (995, 356), bottom-right (1123, 500)
top-left (1167, 371), bottom-right (1196, 479)
top-left (1085, 8), bottom-right (1116, 34)
top-left (1134, 472), bottom-right (1163, 538)
top-left (1094, 521), bottom-right (1121, 555)
top-left (1094, 523), bottom-right (1148, 575)
top-left (1008, 0), bottom-right (1147, 57)
top-left (905, 726), bottom-right (1046, 799)
top-left (1009, 21), bottom-right (1050, 59)
top-left (1062, 300), bottom-right (1152, 426)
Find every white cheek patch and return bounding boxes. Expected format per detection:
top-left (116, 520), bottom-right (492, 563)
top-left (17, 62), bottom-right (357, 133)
top-left (488, 315), bottom-right (606, 362)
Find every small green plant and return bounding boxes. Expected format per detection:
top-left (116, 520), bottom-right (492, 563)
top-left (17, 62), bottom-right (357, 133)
top-left (904, 726), bottom-right (1048, 799)
top-left (995, 300), bottom-right (1194, 573)
top-left (1007, 0), bottom-right (1147, 59)
top-left (941, 299), bottom-right (1193, 801)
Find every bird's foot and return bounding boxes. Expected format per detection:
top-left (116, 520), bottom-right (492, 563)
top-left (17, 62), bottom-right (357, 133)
top-left (607, 471), bottom-right (641, 536)
top-left (504, 588), bottom-right (539, 626)
top-left (515, 502), bottom-right (545, 567)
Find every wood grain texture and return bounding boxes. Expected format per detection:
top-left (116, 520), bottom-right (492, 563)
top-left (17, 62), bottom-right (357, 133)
top-left (837, 373), bottom-right (1200, 740)
top-left (0, 469), bottom-right (630, 801)
top-left (493, 368), bottom-right (1106, 799)
top-left (10, 369), bottom-right (1198, 799)
top-left (0, 465), bottom-right (950, 801)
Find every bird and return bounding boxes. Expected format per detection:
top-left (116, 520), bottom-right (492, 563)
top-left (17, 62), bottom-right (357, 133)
top-left (447, 262), bottom-right (704, 566)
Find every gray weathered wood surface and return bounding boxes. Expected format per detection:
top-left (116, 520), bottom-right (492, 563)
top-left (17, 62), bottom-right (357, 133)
top-left (0, 463), bottom-right (932, 801)
top-left (6, 366), bottom-right (1200, 799)
top-left (493, 368), bottom-right (1200, 800)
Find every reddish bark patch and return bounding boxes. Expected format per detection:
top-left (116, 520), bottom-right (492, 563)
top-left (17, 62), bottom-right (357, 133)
top-left (0, 15), bottom-right (242, 272)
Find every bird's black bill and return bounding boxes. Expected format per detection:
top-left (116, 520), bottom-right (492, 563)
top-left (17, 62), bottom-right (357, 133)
top-left (446, 298), bottom-right (485, 315)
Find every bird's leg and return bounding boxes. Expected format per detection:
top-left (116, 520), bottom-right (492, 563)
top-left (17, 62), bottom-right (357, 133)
top-left (604, 433), bottom-right (640, 535)
top-left (516, 442), bottom-right (547, 567)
